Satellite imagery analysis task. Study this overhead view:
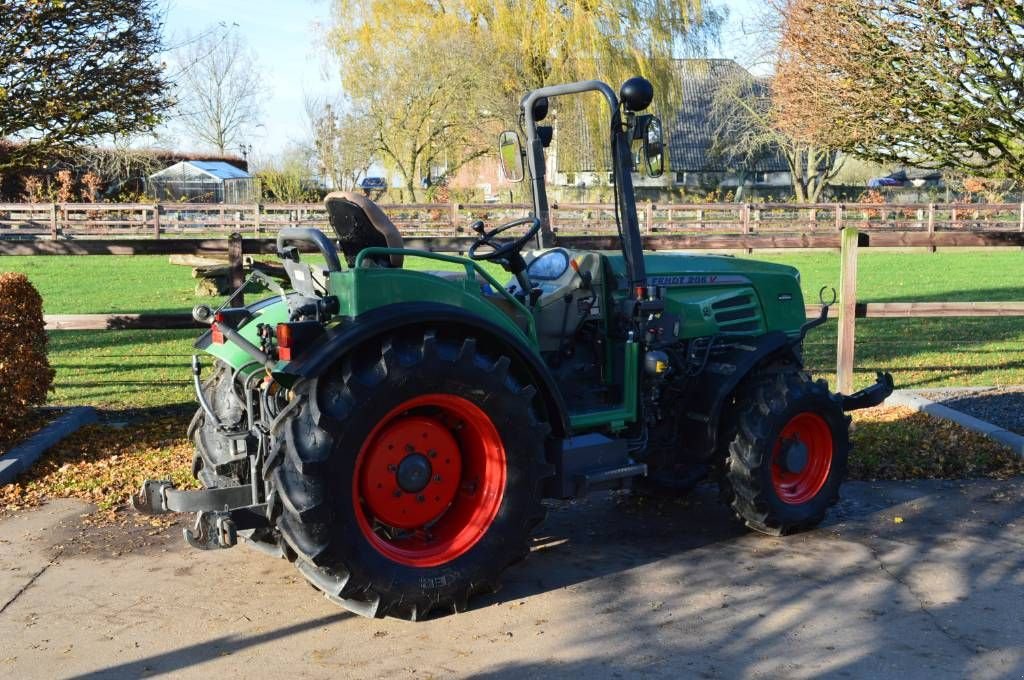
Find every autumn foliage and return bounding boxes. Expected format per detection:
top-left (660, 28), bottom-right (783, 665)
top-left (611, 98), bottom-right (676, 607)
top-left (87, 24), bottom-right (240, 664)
top-left (0, 273), bottom-right (54, 430)
top-left (774, 0), bottom-right (1024, 179)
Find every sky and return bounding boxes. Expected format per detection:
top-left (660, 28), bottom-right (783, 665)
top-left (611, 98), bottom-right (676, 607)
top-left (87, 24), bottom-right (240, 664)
top-left (159, 0), bottom-right (340, 159)
top-left (159, 0), bottom-right (765, 158)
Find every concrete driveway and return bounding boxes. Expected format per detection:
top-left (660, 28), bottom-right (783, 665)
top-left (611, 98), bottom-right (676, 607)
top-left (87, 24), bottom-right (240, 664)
top-left (1, 479), bottom-right (1022, 679)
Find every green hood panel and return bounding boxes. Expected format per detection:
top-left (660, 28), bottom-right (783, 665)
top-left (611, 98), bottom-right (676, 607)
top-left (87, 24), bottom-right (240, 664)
top-left (604, 252), bottom-right (806, 337)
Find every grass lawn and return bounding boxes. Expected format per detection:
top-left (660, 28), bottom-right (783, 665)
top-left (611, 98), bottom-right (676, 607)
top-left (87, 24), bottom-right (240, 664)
top-left (2, 249), bottom-right (1021, 408)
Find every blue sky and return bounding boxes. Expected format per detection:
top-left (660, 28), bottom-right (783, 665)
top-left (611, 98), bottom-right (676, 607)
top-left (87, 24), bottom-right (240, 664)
top-left (160, 0), bottom-right (764, 157)
top-left (160, 0), bottom-right (339, 158)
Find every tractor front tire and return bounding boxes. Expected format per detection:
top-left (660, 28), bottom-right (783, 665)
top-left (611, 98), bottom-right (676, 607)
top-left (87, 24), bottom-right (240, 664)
top-left (267, 329), bottom-right (550, 619)
top-left (723, 372), bottom-right (850, 536)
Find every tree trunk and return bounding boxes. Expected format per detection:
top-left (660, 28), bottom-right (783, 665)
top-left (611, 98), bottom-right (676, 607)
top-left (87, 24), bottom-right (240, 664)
top-left (791, 152), bottom-right (808, 203)
top-left (735, 170), bottom-right (748, 202)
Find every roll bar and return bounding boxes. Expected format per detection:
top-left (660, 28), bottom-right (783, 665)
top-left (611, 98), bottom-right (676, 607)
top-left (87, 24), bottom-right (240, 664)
top-left (519, 80), bottom-right (647, 294)
top-left (276, 228), bottom-right (343, 273)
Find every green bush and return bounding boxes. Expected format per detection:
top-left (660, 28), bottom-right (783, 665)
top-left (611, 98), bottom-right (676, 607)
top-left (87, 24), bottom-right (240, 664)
top-left (0, 273), bottom-right (54, 429)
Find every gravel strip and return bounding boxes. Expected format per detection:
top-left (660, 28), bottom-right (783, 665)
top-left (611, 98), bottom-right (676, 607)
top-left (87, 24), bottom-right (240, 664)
top-left (916, 386), bottom-right (1024, 436)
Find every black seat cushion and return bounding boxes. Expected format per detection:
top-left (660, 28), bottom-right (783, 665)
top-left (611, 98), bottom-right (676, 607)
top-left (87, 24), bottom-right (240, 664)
top-left (325, 196), bottom-right (391, 268)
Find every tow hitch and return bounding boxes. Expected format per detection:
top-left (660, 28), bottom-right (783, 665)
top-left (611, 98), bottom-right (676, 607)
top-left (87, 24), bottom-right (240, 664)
top-left (840, 371), bottom-right (895, 411)
top-left (132, 480), bottom-right (269, 549)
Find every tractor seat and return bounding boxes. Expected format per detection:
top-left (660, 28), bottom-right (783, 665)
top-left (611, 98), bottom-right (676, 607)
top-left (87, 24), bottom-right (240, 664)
top-left (323, 192), bottom-right (481, 284)
top-left (324, 191), bottom-right (404, 268)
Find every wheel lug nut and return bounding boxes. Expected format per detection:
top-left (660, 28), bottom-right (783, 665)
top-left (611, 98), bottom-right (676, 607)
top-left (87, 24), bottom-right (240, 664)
top-left (417, 494), bottom-right (425, 503)
top-left (433, 474), bottom-right (442, 482)
top-left (406, 444), bottom-right (415, 452)
top-left (428, 449), bottom-right (437, 458)
top-left (387, 464), bottom-right (397, 472)
top-left (393, 490), bottom-right (402, 497)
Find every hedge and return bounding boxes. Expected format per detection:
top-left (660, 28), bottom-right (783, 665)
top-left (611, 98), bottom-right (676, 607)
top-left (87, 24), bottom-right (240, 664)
top-left (0, 273), bottom-right (54, 430)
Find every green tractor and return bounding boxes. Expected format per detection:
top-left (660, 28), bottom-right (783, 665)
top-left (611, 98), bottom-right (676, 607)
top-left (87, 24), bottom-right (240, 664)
top-left (135, 78), bottom-right (893, 620)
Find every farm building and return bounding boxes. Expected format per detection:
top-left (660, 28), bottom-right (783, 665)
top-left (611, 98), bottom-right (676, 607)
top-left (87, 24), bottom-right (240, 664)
top-left (147, 160), bottom-right (258, 203)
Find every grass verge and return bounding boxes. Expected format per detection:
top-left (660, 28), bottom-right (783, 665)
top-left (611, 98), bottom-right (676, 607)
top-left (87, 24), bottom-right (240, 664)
top-left (0, 408), bottom-right (198, 520)
top-left (850, 406), bottom-right (1024, 480)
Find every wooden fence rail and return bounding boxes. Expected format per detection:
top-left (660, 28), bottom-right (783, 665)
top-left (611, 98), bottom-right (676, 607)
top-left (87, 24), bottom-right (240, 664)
top-left (4, 230), bottom-right (1024, 258)
top-left (5, 229), bottom-right (1023, 395)
top-left (4, 201), bottom-right (1024, 240)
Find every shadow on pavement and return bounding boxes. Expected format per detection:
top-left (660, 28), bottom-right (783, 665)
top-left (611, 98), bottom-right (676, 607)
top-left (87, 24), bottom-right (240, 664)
top-left (66, 613), bottom-right (352, 680)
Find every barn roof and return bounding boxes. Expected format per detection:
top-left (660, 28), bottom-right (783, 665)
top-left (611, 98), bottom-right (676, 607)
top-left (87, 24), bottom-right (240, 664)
top-left (667, 59), bottom-right (789, 173)
top-left (555, 59), bottom-right (791, 175)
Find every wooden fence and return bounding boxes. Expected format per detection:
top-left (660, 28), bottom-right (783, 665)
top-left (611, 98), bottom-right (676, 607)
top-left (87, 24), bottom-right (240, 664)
top-left (4, 201), bottom-right (1024, 240)
top-left (4, 228), bottom-right (1024, 395)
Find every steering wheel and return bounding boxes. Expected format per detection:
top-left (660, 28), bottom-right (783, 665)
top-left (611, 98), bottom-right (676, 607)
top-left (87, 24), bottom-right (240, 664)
top-left (467, 217), bottom-right (542, 263)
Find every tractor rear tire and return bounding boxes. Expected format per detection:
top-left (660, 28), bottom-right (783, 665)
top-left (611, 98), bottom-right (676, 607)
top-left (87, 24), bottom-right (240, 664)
top-left (722, 371), bottom-right (850, 536)
top-left (267, 329), bottom-right (550, 619)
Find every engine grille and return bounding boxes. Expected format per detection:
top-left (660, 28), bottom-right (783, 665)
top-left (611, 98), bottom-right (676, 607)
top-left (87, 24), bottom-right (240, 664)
top-left (712, 293), bottom-right (764, 334)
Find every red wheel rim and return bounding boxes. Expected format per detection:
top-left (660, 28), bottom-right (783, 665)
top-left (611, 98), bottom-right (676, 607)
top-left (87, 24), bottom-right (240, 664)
top-left (771, 412), bottom-right (833, 505)
top-left (352, 394), bottom-right (506, 567)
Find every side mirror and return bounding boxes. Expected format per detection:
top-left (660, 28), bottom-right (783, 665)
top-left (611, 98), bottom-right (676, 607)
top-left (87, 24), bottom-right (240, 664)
top-left (638, 115), bottom-right (665, 178)
top-left (498, 130), bottom-right (524, 183)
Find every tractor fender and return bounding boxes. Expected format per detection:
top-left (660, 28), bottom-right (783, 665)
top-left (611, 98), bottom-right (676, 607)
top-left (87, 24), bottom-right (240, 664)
top-left (277, 302), bottom-right (570, 437)
top-left (679, 331), bottom-right (801, 462)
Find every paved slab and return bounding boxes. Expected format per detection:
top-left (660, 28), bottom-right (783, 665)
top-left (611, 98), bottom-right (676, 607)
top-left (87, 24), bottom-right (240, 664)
top-left (1, 479), bottom-right (1023, 680)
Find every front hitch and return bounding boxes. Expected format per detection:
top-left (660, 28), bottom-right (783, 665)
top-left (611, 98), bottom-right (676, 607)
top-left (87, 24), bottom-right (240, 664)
top-left (840, 372), bottom-right (895, 411)
top-left (132, 480), bottom-right (269, 550)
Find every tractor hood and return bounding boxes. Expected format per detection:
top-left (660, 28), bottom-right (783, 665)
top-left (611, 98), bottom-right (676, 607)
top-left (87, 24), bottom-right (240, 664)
top-left (603, 252), bottom-right (806, 338)
top-left (603, 252), bottom-right (800, 283)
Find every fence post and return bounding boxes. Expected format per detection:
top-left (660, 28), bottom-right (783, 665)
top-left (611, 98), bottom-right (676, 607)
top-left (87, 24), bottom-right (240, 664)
top-left (253, 203), bottom-right (261, 236)
top-left (927, 203), bottom-right (936, 252)
top-left (836, 227), bottom-right (859, 395)
top-left (449, 202), bottom-right (459, 232)
top-left (49, 203), bottom-right (57, 240)
top-left (1019, 203), bottom-right (1023, 232)
top-left (834, 203), bottom-right (844, 231)
top-left (152, 204), bottom-right (161, 239)
top-left (228, 233), bottom-right (244, 307)
top-left (645, 202), bottom-right (654, 234)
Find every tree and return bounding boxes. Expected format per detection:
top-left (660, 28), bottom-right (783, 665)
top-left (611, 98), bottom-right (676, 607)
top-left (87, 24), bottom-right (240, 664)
top-left (711, 60), bottom-right (842, 202)
top-left (329, 0), bottom-right (724, 193)
top-left (175, 28), bottom-right (261, 154)
top-left (256, 148), bottom-right (319, 203)
top-left (0, 0), bottom-right (170, 172)
top-left (334, 0), bottom-right (721, 102)
top-left (775, 0), bottom-right (1024, 180)
top-left (330, 34), bottom-right (506, 201)
top-left (306, 98), bottom-right (375, 191)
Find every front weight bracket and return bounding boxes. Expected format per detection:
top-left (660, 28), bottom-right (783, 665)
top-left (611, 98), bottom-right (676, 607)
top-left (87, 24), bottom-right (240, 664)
top-left (184, 512), bottom-right (238, 550)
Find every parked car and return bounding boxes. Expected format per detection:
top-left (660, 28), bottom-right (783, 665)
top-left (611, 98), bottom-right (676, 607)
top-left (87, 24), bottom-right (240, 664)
top-left (359, 177), bottom-right (387, 191)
